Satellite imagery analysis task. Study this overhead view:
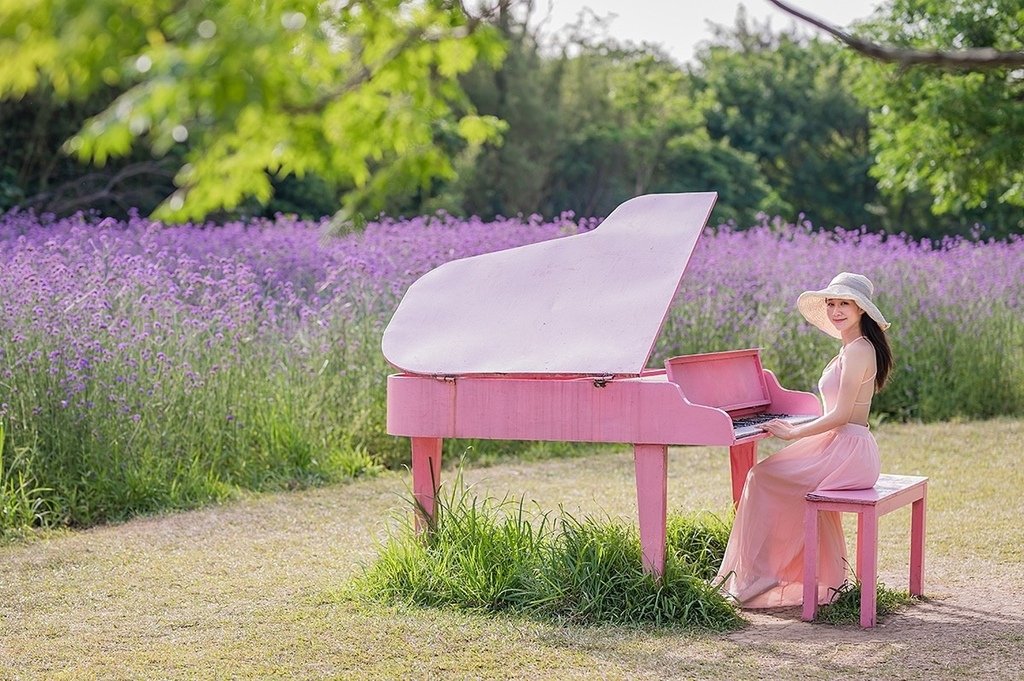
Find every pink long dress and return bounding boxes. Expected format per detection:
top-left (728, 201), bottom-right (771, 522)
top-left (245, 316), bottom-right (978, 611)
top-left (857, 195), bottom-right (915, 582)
top-left (716, 344), bottom-right (882, 608)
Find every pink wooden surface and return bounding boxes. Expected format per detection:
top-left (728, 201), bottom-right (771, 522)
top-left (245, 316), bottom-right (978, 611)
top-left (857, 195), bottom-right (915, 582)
top-left (381, 193), bottom-right (717, 376)
top-left (666, 349), bottom-right (770, 412)
top-left (387, 365), bottom-right (822, 448)
top-left (763, 369), bottom-right (823, 415)
top-left (910, 488), bottom-right (927, 595)
top-left (802, 474), bottom-right (928, 627)
top-left (858, 510), bottom-right (880, 626)
top-left (387, 371), bottom-right (736, 445)
top-left (411, 437), bottom-right (443, 528)
top-left (802, 502), bottom-right (820, 617)
top-left (634, 445), bottom-right (668, 574)
top-left (729, 442), bottom-right (757, 507)
top-left (806, 474), bottom-right (928, 505)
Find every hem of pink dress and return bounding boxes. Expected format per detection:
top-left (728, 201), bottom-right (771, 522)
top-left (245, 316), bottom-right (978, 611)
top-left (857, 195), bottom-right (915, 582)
top-left (731, 580), bottom-right (841, 609)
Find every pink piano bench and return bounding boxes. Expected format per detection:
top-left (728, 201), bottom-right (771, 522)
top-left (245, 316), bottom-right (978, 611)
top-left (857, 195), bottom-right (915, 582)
top-left (802, 473), bottom-right (928, 628)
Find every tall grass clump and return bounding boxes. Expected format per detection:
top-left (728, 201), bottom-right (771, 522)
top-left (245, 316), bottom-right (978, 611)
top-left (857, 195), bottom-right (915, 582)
top-left (666, 511), bottom-right (733, 581)
top-left (0, 422), bottom-right (54, 535)
top-left (355, 472), bottom-right (742, 629)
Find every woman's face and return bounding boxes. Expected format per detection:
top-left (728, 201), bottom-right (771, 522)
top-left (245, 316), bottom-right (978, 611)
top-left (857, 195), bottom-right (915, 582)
top-left (825, 298), bottom-right (864, 335)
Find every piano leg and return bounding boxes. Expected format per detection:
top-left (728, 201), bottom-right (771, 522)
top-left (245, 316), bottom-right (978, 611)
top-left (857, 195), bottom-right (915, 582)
top-left (729, 441), bottom-right (758, 507)
top-left (634, 444), bottom-right (668, 578)
top-left (411, 437), bottom-right (443, 531)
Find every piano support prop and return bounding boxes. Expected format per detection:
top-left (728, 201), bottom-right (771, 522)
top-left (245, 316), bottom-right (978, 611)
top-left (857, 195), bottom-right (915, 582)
top-left (634, 445), bottom-right (669, 574)
top-left (411, 437), bottom-right (443, 530)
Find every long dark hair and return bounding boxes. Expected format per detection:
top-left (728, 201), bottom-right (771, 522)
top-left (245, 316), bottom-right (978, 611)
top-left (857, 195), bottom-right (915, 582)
top-left (860, 315), bottom-right (893, 391)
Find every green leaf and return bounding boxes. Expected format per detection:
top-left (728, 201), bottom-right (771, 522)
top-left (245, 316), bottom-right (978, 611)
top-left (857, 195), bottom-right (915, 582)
top-left (456, 115), bottom-right (505, 146)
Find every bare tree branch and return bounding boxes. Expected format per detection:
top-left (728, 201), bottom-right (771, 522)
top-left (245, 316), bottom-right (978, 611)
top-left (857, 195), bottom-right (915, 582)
top-left (26, 161), bottom-right (176, 215)
top-left (458, 0), bottom-right (507, 27)
top-left (767, 0), bottom-right (1024, 68)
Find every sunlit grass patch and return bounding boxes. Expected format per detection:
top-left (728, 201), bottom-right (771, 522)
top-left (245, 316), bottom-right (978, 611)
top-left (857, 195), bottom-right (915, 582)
top-left (353, 470), bottom-right (743, 630)
top-left (3, 420), bottom-right (1023, 678)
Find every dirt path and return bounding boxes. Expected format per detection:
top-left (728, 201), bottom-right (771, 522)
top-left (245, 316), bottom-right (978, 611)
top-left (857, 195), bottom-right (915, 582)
top-left (1, 420), bottom-right (1022, 679)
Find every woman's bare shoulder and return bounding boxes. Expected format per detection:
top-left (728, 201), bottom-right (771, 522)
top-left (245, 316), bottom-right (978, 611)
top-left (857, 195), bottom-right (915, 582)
top-left (843, 338), bottom-right (875, 369)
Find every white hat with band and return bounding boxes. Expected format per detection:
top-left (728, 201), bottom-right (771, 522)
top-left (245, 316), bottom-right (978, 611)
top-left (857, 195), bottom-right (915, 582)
top-left (797, 272), bottom-right (890, 339)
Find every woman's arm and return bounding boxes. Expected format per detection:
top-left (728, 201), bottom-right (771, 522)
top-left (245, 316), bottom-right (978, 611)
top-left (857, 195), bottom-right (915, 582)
top-left (763, 341), bottom-right (875, 441)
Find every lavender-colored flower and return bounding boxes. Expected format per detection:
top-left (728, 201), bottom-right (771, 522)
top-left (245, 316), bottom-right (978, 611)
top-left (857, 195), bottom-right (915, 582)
top-left (0, 209), bottom-right (1020, 454)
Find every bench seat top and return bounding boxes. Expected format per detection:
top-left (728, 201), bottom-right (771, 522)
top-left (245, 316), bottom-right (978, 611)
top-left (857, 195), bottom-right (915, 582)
top-left (806, 473), bottom-right (928, 506)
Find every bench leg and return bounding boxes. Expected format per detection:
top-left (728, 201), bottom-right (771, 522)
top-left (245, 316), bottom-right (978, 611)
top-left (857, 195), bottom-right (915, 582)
top-left (802, 503), bottom-right (819, 622)
top-left (910, 493), bottom-right (927, 596)
top-left (634, 444), bottom-right (668, 577)
top-left (857, 510), bottom-right (879, 628)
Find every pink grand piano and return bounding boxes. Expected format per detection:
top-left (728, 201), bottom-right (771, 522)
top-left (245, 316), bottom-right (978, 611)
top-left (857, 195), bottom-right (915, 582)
top-left (383, 192), bottom-right (821, 576)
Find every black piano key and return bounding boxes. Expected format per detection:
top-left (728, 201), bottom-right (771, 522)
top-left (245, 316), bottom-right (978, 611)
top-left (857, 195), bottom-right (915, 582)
top-left (731, 412), bottom-right (789, 428)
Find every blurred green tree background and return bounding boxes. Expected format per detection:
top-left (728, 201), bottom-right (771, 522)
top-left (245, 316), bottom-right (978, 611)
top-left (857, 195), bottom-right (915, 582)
top-left (1, 0), bottom-right (1021, 238)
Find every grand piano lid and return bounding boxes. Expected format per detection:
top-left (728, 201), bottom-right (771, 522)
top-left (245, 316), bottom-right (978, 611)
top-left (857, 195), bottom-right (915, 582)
top-left (381, 192), bottom-right (717, 376)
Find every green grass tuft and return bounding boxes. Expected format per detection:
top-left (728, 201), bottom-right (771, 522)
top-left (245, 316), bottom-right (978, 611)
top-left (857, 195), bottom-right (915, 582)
top-left (814, 579), bottom-right (914, 625)
top-left (667, 510), bottom-right (732, 581)
top-left (354, 469), bottom-right (743, 630)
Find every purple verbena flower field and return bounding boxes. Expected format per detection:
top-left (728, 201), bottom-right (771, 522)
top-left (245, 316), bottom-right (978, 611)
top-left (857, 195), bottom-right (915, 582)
top-left (1, 210), bottom-right (1022, 533)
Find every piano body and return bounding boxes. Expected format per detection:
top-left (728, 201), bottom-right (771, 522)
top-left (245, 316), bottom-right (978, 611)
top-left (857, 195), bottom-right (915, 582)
top-left (382, 192), bottom-right (821, 576)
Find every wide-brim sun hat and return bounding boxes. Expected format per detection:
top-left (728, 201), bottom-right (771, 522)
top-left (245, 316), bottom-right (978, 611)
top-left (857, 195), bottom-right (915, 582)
top-left (797, 272), bottom-right (890, 339)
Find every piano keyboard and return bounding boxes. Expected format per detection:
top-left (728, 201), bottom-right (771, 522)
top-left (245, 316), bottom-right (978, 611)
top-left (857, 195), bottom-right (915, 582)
top-left (732, 412), bottom-right (817, 439)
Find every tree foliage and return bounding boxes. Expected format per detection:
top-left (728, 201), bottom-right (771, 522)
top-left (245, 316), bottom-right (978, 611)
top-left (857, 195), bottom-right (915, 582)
top-left (0, 0), bottom-right (506, 222)
top-left (448, 11), bottom-right (773, 225)
top-left (769, 0), bottom-right (1024, 67)
top-left (1, 0), bottom-right (1020, 237)
top-left (437, 2), bottom-right (562, 219)
top-left (690, 15), bottom-right (878, 229)
top-left (556, 44), bottom-right (773, 224)
top-left (850, 0), bottom-right (1024, 219)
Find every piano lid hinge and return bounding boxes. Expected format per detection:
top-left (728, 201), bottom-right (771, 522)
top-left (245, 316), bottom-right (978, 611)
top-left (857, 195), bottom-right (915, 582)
top-left (432, 374), bottom-right (457, 382)
top-left (593, 374), bottom-right (614, 388)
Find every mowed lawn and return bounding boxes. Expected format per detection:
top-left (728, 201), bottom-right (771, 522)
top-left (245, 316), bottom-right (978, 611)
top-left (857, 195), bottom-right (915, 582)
top-left (2, 419), bottom-right (1023, 680)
